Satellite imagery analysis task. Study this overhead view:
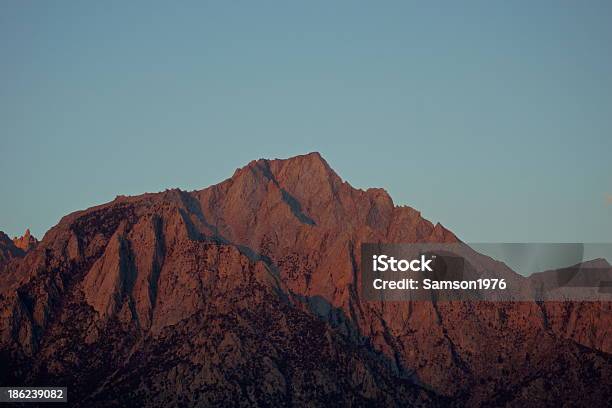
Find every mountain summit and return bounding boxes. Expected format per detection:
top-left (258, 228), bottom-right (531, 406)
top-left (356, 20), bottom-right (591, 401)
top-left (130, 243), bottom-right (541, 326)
top-left (0, 153), bottom-right (610, 407)
top-left (12, 228), bottom-right (38, 252)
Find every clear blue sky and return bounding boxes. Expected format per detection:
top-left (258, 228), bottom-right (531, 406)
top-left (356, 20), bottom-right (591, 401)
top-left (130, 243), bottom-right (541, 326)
top-left (1, 1), bottom-right (611, 243)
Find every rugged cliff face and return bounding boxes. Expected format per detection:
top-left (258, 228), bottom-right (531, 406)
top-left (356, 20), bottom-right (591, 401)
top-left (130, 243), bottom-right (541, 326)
top-left (0, 229), bottom-right (38, 265)
top-left (0, 232), bottom-right (24, 264)
top-left (12, 229), bottom-right (38, 253)
top-left (1, 153), bottom-right (610, 407)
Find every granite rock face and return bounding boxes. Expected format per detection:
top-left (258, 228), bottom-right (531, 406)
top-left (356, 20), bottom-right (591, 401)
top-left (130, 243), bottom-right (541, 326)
top-left (12, 229), bottom-right (39, 253)
top-left (0, 231), bottom-right (25, 264)
top-left (0, 153), bottom-right (610, 407)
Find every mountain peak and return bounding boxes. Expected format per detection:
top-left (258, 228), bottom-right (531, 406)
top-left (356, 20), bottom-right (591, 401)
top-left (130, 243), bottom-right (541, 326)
top-left (223, 152), bottom-right (344, 218)
top-left (247, 152), bottom-right (339, 183)
top-left (1, 230), bottom-right (25, 262)
top-left (12, 228), bottom-right (38, 252)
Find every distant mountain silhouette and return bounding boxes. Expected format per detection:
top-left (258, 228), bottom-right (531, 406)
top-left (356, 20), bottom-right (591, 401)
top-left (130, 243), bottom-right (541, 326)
top-left (1, 153), bottom-right (610, 407)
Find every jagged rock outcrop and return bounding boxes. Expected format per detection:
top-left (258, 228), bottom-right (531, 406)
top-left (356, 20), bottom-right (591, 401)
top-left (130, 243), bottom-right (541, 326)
top-left (0, 231), bottom-right (24, 264)
top-left (12, 229), bottom-right (38, 253)
top-left (0, 153), bottom-right (610, 407)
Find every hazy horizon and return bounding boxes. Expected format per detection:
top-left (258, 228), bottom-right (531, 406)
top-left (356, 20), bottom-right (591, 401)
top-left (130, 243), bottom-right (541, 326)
top-left (2, 1), bottom-right (611, 243)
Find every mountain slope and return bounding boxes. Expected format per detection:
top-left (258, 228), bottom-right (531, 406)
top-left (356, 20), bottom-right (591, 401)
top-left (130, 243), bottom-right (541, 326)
top-left (1, 153), bottom-right (610, 407)
top-left (0, 231), bottom-right (24, 264)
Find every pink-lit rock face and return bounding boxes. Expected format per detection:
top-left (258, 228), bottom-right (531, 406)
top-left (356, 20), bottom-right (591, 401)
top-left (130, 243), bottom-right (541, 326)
top-left (12, 229), bottom-right (38, 253)
top-left (0, 153), bottom-right (610, 407)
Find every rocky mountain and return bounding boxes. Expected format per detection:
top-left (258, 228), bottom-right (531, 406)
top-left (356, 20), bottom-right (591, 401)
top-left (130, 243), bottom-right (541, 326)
top-left (0, 231), bottom-right (24, 264)
top-left (0, 153), bottom-right (610, 407)
top-left (12, 228), bottom-right (39, 253)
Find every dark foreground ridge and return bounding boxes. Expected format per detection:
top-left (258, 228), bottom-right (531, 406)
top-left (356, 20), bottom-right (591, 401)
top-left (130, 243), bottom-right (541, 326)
top-left (1, 153), bottom-right (610, 407)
